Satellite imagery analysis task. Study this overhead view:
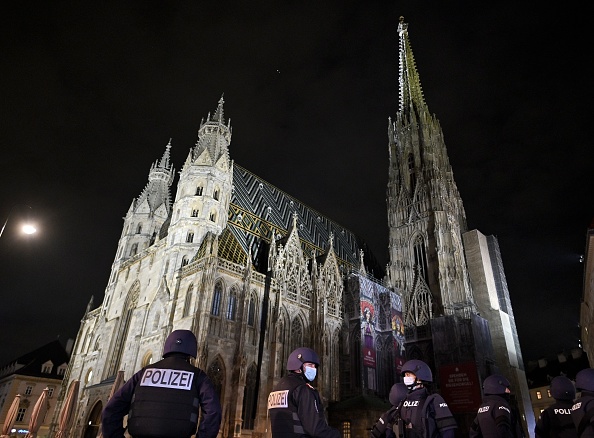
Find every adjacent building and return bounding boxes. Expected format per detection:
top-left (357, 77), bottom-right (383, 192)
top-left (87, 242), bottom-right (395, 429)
top-left (525, 348), bottom-right (588, 422)
top-left (0, 340), bottom-right (70, 438)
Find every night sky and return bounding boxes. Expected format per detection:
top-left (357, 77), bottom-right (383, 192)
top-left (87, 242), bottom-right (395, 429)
top-left (1, 2), bottom-right (591, 369)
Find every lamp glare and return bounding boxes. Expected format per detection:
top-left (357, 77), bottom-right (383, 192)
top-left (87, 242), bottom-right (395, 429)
top-left (22, 225), bottom-right (36, 235)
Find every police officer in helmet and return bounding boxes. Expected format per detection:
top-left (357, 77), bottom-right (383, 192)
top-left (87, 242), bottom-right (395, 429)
top-left (268, 347), bottom-right (340, 438)
top-left (101, 329), bottom-right (222, 438)
top-left (535, 375), bottom-right (576, 437)
top-left (399, 359), bottom-right (457, 438)
top-left (370, 383), bottom-right (408, 438)
top-left (470, 374), bottom-right (524, 438)
top-left (571, 368), bottom-right (594, 437)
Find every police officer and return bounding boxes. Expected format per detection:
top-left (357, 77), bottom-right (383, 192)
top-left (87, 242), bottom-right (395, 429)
top-left (535, 375), bottom-right (577, 437)
top-left (571, 368), bottom-right (594, 437)
top-left (101, 329), bottom-right (222, 438)
top-left (469, 374), bottom-right (524, 438)
top-left (399, 359), bottom-right (457, 438)
top-left (370, 382), bottom-right (408, 438)
top-left (267, 347), bottom-right (340, 438)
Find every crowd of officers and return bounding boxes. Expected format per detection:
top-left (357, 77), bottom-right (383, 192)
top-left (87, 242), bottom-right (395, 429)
top-left (96, 329), bottom-right (594, 438)
top-left (369, 365), bottom-right (594, 438)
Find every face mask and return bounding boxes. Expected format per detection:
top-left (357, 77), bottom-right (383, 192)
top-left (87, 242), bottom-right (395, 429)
top-left (303, 366), bottom-right (317, 382)
top-left (403, 376), bottom-right (416, 387)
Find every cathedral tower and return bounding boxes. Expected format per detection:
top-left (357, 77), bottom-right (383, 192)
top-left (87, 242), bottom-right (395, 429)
top-left (166, 95), bottom-right (234, 274)
top-left (387, 17), bottom-right (475, 326)
top-left (386, 17), bottom-right (534, 433)
top-left (112, 141), bottom-right (174, 271)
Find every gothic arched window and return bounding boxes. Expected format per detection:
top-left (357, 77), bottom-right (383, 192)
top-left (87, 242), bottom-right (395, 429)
top-left (242, 364), bottom-right (258, 430)
top-left (152, 312), bottom-right (160, 332)
top-left (183, 284), bottom-right (193, 317)
top-left (408, 153), bottom-right (416, 194)
top-left (226, 288), bottom-right (237, 320)
top-left (290, 317), bottom-right (304, 353)
top-left (211, 283), bottom-right (222, 316)
top-left (247, 295), bottom-right (256, 327)
top-left (413, 234), bottom-right (429, 283)
top-left (207, 358), bottom-right (225, 402)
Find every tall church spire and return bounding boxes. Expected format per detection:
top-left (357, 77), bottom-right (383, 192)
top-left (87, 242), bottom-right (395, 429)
top-left (387, 17), bottom-right (474, 321)
top-left (397, 16), bottom-right (427, 117)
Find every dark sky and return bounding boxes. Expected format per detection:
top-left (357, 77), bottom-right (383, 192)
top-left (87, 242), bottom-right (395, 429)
top-left (1, 2), bottom-right (591, 368)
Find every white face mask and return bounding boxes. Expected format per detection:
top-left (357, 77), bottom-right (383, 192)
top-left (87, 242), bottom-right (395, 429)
top-left (403, 376), bottom-right (416, 387)
top-left (303, 366), bottom-right (317, 382)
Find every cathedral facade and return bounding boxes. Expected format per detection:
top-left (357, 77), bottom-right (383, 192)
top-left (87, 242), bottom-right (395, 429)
top-left (56, 95), bottom-right (387, 438)
top-left (52, 17), bottom-right (534, 438)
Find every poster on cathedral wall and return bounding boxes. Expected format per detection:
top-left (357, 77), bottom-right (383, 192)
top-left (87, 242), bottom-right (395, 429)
top-left (437, 362), bottom-right (482, 413)
top-left (390, 292), bottom-right (406, 373)
top-left (358, 275), bottom-right (406, 372)
top-left (359, 277), bottom-right (377, 369)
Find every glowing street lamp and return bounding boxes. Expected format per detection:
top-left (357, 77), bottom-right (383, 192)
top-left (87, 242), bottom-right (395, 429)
top-left (0, 204), bottom-right (37, 239)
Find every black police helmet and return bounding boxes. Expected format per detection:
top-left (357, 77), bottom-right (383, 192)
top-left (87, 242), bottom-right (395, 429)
top-left (401, 359), bottom-right (433, 382)
top-left (576, 368), bottom-right (594, 392)
top-left (483, 374), bottom-right (510, 395)
top-left (287, 347), bottom-right (320, 371)
top-left (550, 375), bottom-right (576, 401)
top-left (163, 329), bottom-right (198, 358)
top-left (389, 382), bottom-right (409, 406)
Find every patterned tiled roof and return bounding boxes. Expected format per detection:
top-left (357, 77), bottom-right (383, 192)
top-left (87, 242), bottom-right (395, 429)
top-left (227, 164), bottom-right (362, 270)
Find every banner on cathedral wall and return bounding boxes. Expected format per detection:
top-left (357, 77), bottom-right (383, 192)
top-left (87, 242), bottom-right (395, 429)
top-left (359, 277), bottom-right (378, 369)
top-left (390, 292), bottom-right (406, 373)
top-left (357, 275), bottom-right (405, 372)
top-left (438, 362), bottom-right (482, 413)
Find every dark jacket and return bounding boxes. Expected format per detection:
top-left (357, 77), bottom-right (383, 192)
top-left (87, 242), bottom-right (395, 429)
top-left (399, 387), bottom-right (457, 438)
top-left (535, 399), bottom-right (576, 438)
top-left (571, 392), bottom-right (594, 437)
top-left (469, 394), bottom-right (523, 438)
top-left (370, 405), bottom-right (402, 438)
top-left (101, 354), bottom-right (221, 438)
top-left (268, 372), bottom-right (340, 438)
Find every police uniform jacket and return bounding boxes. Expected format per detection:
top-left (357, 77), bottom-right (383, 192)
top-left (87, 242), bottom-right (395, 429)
top-left (571, 391), bottom-right (594, 437)
top-left (469, 394), bottom-right (523, 438)
top-left (101, 354), bottom-right (222, 438)
top-left (399, 387), bottom-right (457, 438)
top-left (535, 399), bottom-right (576, 438)
top-left (370, 405), bottom-right (402, 438)
top-left (268, 372), bottom-right (340, 438)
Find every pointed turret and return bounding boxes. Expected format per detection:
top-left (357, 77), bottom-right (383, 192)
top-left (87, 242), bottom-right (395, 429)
top-left (192, 95), bottom-right (232, 168)
top-left (112, 141), bottom-right (175, 265)
top-left (138, 139), bottom-right (175, 213)
top-left (165, 97), bottom-right (234, 275)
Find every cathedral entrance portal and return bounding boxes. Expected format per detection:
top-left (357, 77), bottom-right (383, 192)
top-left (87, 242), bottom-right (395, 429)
top-left (83, 401), bottom-right (103, 438)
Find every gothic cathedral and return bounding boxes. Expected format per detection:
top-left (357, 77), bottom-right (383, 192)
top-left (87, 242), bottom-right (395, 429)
top-left (55, 17), bottom-right (534, 438)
